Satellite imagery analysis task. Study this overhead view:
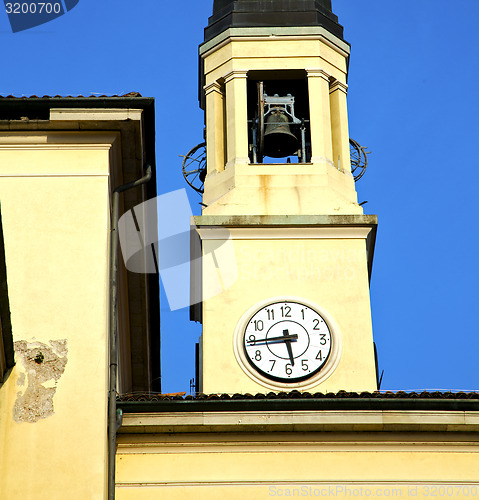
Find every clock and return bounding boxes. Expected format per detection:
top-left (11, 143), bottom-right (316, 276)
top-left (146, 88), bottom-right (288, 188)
top-left (233, 297), bottom-right (342, 389)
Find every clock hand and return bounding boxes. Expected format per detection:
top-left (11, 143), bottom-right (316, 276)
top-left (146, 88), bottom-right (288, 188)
top-left (246, 333), bottom-right (298, 345)
top-left (283, 329), bottom-right (295, 366)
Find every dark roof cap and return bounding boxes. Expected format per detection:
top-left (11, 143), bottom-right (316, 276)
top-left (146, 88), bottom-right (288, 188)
top-left (205, 0), bottom-right (344, 43)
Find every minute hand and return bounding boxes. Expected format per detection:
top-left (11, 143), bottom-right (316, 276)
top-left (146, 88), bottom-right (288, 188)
top-left (247, 334), bottom-right (298, 344)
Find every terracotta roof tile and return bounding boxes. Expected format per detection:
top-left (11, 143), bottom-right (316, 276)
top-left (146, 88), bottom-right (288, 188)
top-left (118, 389), bottom-right (479, 402)
top-left (0, 92), bottom-right (142, 99)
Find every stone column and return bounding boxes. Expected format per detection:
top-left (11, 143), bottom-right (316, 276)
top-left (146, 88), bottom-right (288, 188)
top-left (224, 70), bottom-right (249, 168)
top-left (329, 80), bottom-right (351, 174)
top-left (204, 81), bottom-right (225, 174)
top-left (307, 69), bottom-right (333, 164)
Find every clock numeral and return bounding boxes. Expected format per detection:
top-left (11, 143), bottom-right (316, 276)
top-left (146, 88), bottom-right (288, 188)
top-left (301, 308), bottom-right (305, 320)
top-left (281, 305), bottom-right (291, 318)
top-left (253, 320), bottom-right (264, 331)
top-left (301, 359), bottom-right (309, 371)
top-left (285, 363), bottom-right (292, 375)
top-left (319, 333), bottom-right (327, 345)
top-left (316, 350), bottom-right (323, 361)
top-left (248, 335), bottom-right (256, 343)
top-left (313, 319), bottom-right (321, 330)
top-left (269, 359), bottom-right (276, 371)
top-left (265, 308), bottom-right (274, 320)
top-left (255, 350), bottom-right (262, 361)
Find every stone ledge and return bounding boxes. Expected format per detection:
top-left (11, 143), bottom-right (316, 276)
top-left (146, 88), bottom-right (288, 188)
top-left (119, 410), bottom-right (479, 434)
top-left (194, 214), bottom-right (378, 227)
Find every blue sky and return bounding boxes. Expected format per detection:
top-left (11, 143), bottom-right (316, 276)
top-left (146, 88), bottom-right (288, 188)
top-left (2, 1), bottom-right (478, 394)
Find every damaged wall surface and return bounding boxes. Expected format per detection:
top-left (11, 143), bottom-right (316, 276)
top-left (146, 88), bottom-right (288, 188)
top-left (13, 339), bottom-right (67, 423)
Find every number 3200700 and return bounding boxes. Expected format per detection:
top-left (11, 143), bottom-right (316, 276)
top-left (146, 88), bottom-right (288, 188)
top-left (5, 3), bottom-right (61, 14)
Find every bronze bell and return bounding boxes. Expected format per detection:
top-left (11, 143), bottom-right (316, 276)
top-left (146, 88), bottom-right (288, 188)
top-left (263, 109), bottom-right (299, 158)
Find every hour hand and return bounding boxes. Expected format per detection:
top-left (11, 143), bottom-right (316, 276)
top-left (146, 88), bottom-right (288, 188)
top-left (283, 329), bottom-right (295, 366)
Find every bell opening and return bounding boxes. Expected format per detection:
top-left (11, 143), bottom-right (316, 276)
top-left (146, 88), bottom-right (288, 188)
top-left (247, 72), bottom-right (311, 164)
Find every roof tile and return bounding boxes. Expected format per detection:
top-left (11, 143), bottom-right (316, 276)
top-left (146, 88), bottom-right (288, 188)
top-left (118, 390), bottom-right (479, 402)
top-left (0, 92), bottom-right (142, 99)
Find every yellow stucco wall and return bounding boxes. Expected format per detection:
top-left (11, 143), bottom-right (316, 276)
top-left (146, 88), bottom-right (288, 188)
top-left (0, 132), bottom-right (118, 499)
top-left (115, 429), bottom-right (479, 499)
top-left (203, 163), bottom-right (361, 215)
top-left (202, 37), bottom-right (348, 86)
top-left (200, 231), bottom-right (376, 394)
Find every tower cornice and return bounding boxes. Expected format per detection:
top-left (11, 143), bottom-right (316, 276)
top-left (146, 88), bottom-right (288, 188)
top-left (199, 26), bottom-right (350, 59)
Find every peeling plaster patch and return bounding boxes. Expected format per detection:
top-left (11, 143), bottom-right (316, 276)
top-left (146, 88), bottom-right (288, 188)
top-left (13, 340), bottom-right (68, 423)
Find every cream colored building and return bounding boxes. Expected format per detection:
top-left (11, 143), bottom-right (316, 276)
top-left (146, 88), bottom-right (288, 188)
top-left (1, 1), bottom-right (479, 499)
top-left (0, 95), bottom-right (159, 499)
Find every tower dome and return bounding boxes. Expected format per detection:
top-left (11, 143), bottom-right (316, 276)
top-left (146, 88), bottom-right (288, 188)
top-left (205, 0), bottom-right (344, 43)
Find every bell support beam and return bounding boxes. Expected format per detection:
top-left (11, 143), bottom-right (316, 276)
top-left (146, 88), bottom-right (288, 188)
top-left (329, 80), bottom-right (351, 174)
top-left (205, 81), bottom-right (226, 174)
top-left (307, 69), bottom-right (333, 165)
top-left (224, 70), bottom-right (249, 168)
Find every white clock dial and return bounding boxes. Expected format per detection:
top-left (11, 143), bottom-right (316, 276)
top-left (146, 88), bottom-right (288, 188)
top-left (243, 300), bottom-right (332, 382)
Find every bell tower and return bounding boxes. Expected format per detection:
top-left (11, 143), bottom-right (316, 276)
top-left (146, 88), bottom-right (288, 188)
top-left (192, 0), bottom-right (378, 394)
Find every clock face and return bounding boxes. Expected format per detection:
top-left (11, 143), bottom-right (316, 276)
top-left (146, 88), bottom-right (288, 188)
top-left (242, 300), bottom-right (332, 383)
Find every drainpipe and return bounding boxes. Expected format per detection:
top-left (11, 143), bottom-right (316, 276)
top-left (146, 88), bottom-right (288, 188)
top-left (108, 164), bottom-right (152, 500)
